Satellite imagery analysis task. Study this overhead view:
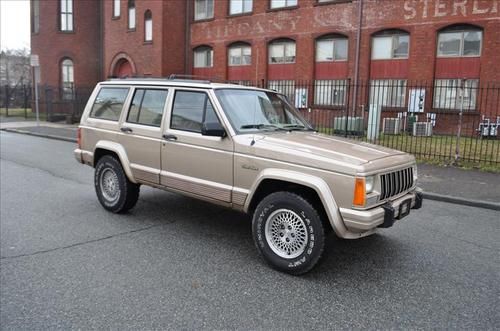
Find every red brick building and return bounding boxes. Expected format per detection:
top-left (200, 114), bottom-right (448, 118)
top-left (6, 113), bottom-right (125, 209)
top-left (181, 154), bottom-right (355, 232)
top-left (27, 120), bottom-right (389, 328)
top-left (31, 0), bottom-right (499, 125)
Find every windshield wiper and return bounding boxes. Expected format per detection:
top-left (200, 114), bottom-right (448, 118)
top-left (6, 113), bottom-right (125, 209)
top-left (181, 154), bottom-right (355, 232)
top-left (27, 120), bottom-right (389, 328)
top-left (240, 124), bottom-right (286, 131)
top-left (282, 124), bottom-right (315, 131)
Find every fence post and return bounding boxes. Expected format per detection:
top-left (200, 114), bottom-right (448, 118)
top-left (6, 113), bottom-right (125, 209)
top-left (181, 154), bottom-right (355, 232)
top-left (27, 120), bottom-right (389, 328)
top-left (454, 78), bottom-right (466, 164)
top-left (4, 85), bottom-right (9, 116)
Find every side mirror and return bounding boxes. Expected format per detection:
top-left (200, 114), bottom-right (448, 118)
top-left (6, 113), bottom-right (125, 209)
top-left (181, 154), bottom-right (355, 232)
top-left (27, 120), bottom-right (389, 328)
top-left (201, 122), bottom-right (226, 137)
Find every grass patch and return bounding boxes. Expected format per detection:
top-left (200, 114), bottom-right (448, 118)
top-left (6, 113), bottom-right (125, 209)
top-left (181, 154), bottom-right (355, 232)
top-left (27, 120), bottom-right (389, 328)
top-left (0, 108), bottom-right (47, 120)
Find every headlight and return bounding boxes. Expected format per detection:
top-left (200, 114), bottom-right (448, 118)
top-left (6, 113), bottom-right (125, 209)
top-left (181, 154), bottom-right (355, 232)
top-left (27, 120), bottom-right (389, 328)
top-left (413, 165), bottom-right (418, 183)
top-left (365, 176), bottom-right (375, 194)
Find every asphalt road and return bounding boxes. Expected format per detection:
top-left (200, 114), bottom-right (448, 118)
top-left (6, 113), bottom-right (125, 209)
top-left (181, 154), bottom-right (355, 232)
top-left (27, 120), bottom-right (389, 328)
top-left (1, 132), bottom-right (499, 330)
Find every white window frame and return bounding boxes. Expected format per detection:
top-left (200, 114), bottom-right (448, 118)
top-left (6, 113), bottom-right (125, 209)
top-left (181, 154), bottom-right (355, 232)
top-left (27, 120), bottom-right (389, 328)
top-left (194, 0), bottom-right (214, 21)
top-left (60, 0), bottom-right (73, 32)
top-left (371, 34), bottom-right (410, 60)
top-left (228, 45), bottom-right (251, 66)
top-left (270, 0), bottom-right (298, 9)
top-left (437, 30), bottom-right (482, 58)
top-left (229, 0), bottom-right (253, 15)
top-left (314, 80), bottom-right (347, 106)
top-left (315, 38), bottom-right (348, 62)
top-left (433, 79), bottom-right (478, 111)
top-left (61, 59), bottom-right (74, 100)
top-left (113, 0), bottom-right (120, 18)
top-left (144, 11), bottom-right (152, 41)
top-left (128, 0), bottom-right (136, 30)
top-left (370, 80), bottom-right (407, 108)
top-left (269, 41), bottom-right (296, 64)
top-left (194, 47), bottom-right (214, 68)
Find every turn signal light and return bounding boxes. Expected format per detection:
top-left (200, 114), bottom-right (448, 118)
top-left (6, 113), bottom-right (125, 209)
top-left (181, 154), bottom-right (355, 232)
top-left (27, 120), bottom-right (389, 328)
top-left (353, 177), bottom-right (366, 207)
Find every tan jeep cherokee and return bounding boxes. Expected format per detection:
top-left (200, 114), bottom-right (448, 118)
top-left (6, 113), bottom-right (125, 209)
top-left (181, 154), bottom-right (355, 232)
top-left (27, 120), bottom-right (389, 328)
top-left (75, 78), bottom-right (423, 275)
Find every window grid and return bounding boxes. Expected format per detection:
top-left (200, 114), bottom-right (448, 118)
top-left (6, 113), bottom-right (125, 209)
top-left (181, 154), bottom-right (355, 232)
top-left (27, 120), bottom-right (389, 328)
top-left (230, 0), bottom-right (253, 15)
top-left (270, 0), bottom-right (298, 9)
top-left (194, 47), bottom-right (214, 68)
top-left (228, 45), bottom-right (251, 66)
top-left (433, 79), bottom-right (479, 111)
top-left (194, 0), bottom-right (214, 20)
top-left (269, 41), bottom-right (296, 64)
top-left (61, 59), bottom-right (74, 100)
top-left (314, 80), bottom-right (348, 106)
top-left (316, 38), bottom-right (348, 62)
top-left (372, 34), bottom-right (409, 60)
top-left (128, 0), bottom-right (136, 30)
top-left (437, 30), bottom-right (482, 58)
top-left (60, 0), bottom-right (73, 32)
top-left (370, 80), bottom-right (407, 108)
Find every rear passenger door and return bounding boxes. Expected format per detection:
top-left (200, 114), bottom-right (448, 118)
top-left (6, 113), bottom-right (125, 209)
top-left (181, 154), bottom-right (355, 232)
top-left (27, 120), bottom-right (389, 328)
top-left (119, 87), bottom-right (169, 184)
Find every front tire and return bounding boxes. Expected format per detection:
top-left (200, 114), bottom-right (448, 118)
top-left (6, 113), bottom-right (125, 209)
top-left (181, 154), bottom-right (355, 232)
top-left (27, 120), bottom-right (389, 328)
top-left (252, 192), bottom-right (325, 275)
top-left (94, 155), bottom-right (140, 213)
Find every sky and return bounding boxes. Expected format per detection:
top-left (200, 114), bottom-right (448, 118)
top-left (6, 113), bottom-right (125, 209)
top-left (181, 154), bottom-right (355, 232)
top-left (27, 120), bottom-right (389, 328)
top-left (1, 0), bottom-right (30, 51)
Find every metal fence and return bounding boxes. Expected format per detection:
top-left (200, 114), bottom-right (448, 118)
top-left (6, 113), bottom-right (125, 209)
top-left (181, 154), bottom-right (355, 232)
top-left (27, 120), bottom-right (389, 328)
top-left (0, 84), bottom-right (32, 117)
top-left (246, 79), bottom-right (500, 165)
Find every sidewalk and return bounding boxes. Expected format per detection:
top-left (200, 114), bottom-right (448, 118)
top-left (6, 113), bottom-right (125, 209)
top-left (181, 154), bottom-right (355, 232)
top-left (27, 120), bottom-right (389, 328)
top-left (1, 119), bottom-right (499, 210)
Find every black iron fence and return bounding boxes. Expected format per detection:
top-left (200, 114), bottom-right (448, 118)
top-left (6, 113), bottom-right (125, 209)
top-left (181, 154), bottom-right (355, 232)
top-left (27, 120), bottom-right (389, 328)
top-left (0, 84), bottom-right (32, 117)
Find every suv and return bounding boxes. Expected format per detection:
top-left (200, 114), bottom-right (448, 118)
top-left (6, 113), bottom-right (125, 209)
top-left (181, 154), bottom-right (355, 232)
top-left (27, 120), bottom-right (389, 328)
top-left (75, 78), bottom-right (423, 275)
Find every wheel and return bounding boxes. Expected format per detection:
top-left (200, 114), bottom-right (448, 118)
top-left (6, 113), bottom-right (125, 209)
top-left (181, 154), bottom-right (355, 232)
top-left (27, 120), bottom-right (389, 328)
top-left (252, 192), bottom-right (325, 275)
top-left (94, 155), bottom-right (140, 213)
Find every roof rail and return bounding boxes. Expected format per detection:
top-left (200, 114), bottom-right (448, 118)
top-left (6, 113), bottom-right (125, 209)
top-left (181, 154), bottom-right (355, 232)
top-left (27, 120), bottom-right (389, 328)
top-left (167, 74), bottom-right (227, 84)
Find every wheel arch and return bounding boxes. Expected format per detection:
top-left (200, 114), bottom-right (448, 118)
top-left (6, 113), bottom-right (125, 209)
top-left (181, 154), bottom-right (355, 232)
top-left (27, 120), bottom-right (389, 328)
top-left (93, 141), bottom-right (137, 183)
top-left (244, 169), bottom-right (348, 237)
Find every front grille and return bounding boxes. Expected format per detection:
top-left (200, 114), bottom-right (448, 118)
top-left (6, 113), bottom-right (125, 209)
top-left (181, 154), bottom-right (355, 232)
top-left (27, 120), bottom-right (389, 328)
top-left (379, 167), bottom-right (413, 200)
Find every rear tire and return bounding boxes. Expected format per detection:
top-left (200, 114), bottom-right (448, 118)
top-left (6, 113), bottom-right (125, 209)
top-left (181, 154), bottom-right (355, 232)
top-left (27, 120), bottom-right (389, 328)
top-left (94, 155), bottom-right (140, 213)
top-left (252, 191), bottom-right (325, 275)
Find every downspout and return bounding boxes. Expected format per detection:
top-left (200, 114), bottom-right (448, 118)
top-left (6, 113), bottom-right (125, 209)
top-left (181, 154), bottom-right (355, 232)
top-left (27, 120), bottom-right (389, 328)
top-left (98, 0), bottom-right (104, 80)
top-left (352, 0), bottom-right (363, 116)
top-left (184, 0), bottom-right (191, 75)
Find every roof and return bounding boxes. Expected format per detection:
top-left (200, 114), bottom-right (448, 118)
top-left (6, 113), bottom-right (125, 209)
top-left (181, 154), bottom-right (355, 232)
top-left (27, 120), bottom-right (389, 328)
top-left (101, 77), bottom-right (271, 92)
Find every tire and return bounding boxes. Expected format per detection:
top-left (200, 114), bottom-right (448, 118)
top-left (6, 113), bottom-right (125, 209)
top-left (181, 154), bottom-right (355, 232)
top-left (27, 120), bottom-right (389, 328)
top-left (252, 191), bottom-right (325, 275)
top-left (94, 155), bottom-right (140, 213)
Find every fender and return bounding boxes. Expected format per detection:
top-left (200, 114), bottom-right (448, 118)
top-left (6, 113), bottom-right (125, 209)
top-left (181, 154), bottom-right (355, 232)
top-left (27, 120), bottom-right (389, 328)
top-left (94, 141), bottom-right (137, 184)
top-left (244, 168), bottom-right (358, 239)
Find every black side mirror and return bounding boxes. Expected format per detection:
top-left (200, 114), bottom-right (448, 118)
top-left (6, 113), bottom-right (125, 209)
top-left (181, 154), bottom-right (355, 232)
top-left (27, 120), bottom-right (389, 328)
top-left (201, 122), bottom-right (226, 137)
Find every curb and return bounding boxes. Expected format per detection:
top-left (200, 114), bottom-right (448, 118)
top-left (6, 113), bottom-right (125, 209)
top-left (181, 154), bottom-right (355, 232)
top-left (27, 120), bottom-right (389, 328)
top-left (1, 128), bottom-right (77, 143)
top-left (423, 192), bottom-right (500, 211)
top-left (3, 127), bottom-right (499, 211)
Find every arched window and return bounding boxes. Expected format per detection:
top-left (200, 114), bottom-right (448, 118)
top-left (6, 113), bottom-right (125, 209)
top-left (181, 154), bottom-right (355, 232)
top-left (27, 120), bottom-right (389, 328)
top-left (144, 10), bottom-right (152, 41)
top-left (269, 39), bottom-right (296, 64)
top-left (316, 34), bottom-right (348, 62)
top-left (437, 25), bottom-right (482, 57)
top-left (128, 0), bottom-right (135, 30)
top-left (193, 46), bottom-right (213, 68)
top-left (61, 58), bottom-right (74, 100)
top-left (228, 43), bottom-right (251, 66)
top-left (372, 30), bottom-right (409, 60)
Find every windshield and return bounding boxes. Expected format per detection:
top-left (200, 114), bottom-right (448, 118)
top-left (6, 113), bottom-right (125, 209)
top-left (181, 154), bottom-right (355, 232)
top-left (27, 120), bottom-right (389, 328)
top-left (214, 89), bottom-right (313, 134)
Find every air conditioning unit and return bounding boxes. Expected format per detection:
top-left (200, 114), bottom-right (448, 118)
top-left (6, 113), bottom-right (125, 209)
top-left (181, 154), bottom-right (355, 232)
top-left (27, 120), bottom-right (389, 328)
top-left (333, 116), bottom-right (364, 136)
top-left (382, 118), bottom-right (401, 135)
top-left (413, 122), bottom-right (433, 137)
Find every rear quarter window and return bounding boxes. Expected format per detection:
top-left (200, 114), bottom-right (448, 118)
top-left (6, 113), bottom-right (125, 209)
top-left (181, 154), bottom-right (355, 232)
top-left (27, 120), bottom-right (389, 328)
top-left (90, 87), bottom-right (130, 121)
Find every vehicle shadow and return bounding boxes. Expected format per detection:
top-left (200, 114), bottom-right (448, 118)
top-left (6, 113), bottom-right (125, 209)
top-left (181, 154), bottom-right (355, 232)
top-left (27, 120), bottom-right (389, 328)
top-left (132, 188), bottom-right (408, 280)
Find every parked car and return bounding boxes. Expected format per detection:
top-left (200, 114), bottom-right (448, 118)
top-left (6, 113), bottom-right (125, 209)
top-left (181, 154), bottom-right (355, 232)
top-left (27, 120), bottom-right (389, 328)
top-left (75, 78), bottom-right (423, 274)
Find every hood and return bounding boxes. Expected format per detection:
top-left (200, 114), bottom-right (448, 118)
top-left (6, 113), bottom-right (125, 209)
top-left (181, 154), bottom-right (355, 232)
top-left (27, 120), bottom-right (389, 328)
top-left (235, 131), bottom-right (414, 175)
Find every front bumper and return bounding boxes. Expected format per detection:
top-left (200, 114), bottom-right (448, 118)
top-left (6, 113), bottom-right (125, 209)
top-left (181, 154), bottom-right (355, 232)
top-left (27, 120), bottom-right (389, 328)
top-left (339, 189), bottom-right (423, 232)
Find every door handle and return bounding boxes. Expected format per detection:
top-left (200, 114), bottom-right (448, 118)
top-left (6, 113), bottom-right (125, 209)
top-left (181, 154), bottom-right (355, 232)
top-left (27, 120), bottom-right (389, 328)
top-left (163, 134), bottom-right (177, 141)
top-left (120, 127), bottom-right (133, 133)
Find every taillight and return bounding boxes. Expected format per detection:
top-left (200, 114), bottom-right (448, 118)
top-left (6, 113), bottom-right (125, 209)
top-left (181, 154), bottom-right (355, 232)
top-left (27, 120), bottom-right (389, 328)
top-left (77, 127), bottom-right (82, 149)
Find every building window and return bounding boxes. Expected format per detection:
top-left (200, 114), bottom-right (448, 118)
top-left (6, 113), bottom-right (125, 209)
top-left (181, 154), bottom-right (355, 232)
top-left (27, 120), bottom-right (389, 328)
top-left (269, 40), bottom-right (296, 64)
top-left (228, 44), bottom-right (251, 66)
top-left (128, 0), bottom-right (136, 30)
top-left (230, 0), bottom-right (252, 15)
top-left (372, 32), bottom-right (409, 60)
top-left (433, 79), bottom-right (478, 110)
top-left (61, 59), bottom-right (74, 100)
top-left (270, 0), bottom-right (298, 9)
top-left (31, 0), bottom-right (40, 33)
top-left (437, 27), bottom-right (482, 57)
top-left (194, 0), bottom-right (214, 21)
top-left (113, 0), bottom-right (120, 18)
top-left (370, 80), bottom-right (407, 107)
top-left (194, 46), bottom-right (213, 68)
top-left (316, 36), bottom-right (348, 62)
top-left (314, 80), bottom-right (347, 106)
top-left (60, 0), bottom-right (73, 32)
top-left (144, 10), bottom-right (152, 41)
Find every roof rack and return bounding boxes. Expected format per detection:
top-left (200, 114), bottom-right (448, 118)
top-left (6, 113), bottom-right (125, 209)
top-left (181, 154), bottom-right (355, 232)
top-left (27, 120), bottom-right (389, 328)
top-left (167, 74), bottom-right (229, 84)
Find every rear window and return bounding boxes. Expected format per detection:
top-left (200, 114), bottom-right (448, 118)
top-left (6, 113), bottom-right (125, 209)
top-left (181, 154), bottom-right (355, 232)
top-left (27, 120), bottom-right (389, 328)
top-left (90, 87), bottom-right (129, 121)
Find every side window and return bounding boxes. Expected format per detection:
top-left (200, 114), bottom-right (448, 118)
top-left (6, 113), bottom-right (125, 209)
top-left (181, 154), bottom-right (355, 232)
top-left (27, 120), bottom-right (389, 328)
top-left (127, 89), bottom-right (168, 127)
top-left (171, 91), bottom-right (219, 133)
top-left (90, 87), bottom-right (129, 121)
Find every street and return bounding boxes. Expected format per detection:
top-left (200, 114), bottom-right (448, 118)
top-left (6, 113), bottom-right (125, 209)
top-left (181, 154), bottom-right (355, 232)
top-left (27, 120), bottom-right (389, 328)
top-left (0, 132), bottom-right (498, 329)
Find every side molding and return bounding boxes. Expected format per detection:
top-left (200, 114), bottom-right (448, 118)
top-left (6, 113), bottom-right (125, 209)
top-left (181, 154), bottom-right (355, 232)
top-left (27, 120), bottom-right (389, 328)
top-left (94, 141), bottom-right (137, 183)
top-left (244, 168), bottom-right (352, 238)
